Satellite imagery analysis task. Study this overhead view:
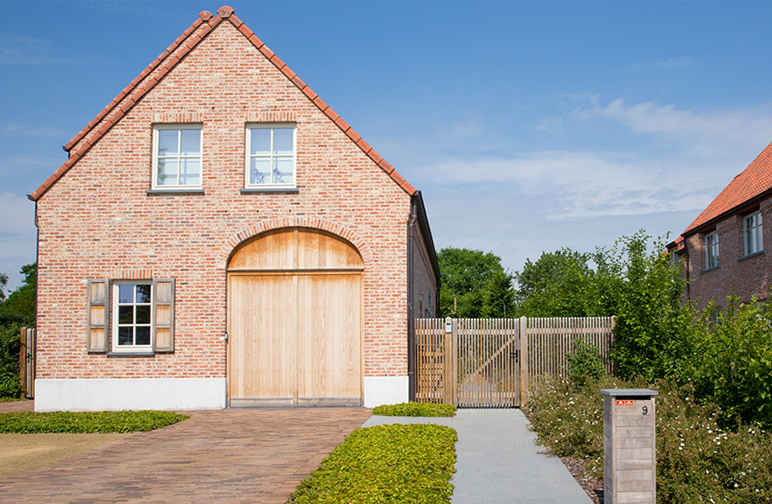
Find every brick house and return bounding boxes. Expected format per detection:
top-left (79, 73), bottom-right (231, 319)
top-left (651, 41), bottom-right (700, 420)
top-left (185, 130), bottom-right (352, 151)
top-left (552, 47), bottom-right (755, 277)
top-left (667, 142), bottom-right (772, 312)
top-left (28, 6), bottom-right (439, 411)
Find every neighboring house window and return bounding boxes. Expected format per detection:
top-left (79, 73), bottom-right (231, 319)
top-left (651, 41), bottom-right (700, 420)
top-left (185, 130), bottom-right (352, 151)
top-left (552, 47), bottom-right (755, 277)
top-left (744, 211), bottom-right (763, 256)
top-left (245, 124), bottom-right (296, 187)
top-left (86, 279), bottom-right (175, 354)
top-left (153, 125), bottom-right (202, 188)
top-left (705, 232), bottom-right (719, 269)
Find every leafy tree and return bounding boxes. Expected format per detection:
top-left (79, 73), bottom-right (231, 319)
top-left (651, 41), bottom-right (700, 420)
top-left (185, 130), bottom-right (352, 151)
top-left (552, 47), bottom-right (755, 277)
top-left (3, 263), bottom-right (36, 322)
top-left (437, 248), bottom-right (515, 318)
top-left (0, 272), bottom-right (7, 301)
top-left (0, 263), bottom-right (36, 397)
top-left (515, 249), bottom-right (596, 317)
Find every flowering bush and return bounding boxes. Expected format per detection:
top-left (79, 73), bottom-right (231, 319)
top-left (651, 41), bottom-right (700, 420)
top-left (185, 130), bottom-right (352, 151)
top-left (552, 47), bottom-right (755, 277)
top-left (525, 377), bottom-right (772, 502)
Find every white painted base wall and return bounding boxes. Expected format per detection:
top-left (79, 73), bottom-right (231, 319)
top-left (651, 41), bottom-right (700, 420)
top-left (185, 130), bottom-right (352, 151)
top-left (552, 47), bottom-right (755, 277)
top-left (363, 375), bottom-right (409, 408)
top-left (34, 378), bottom-right (227, 412)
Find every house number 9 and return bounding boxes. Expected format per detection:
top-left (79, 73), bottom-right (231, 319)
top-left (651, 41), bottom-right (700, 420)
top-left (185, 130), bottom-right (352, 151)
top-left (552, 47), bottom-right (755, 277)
top-left (642, 405), bottom-right (648, 415)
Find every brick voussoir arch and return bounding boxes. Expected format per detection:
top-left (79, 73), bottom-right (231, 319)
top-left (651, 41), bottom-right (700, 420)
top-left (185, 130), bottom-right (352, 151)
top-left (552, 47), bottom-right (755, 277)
top-left (219, 217), bottom-right (372, 269)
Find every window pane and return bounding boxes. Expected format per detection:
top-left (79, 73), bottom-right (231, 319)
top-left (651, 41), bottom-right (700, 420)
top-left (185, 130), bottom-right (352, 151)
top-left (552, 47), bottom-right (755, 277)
top-left (119, 285), bottom-right (134, 304)
top-left (118, 327), bottom-right (133, 346)
top-left (135, 327), bottom-right (151, 346)
top-left (273, 158), bottom-right (293, 184)
top-left (179, 159), bottom-right (200, 186)
top-left (251, 158), bottom-right (270, 185)
top-left (179, 129), bottom-right (200, 156)
top-left (158, 130), bottom-right (178, 156)
top-left (135, 305), bottom-right (151, 324)
top-left (136, 285), bottom-right (151, 304)
top-left (273, 129), bottom-right (293, 155)
top-left (250, 129), bottom-right (271, 155)
top-left (157, 159), bottom-right (178, 186)
top-left (118, 305), bottom-right (133, 325)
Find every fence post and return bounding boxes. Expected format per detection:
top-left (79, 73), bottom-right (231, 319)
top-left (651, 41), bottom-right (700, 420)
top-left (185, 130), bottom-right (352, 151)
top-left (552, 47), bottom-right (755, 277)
top-left (519, 316), bottom-right (528, 406)
top-left (610, 315), bottom-right (618, 376)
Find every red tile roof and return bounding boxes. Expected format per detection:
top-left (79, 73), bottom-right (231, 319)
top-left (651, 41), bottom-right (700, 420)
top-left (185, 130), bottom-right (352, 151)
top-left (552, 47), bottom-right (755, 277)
top-left (29, 6), bottom-right (416, 201)
top-left (683, 140), bottom-right (772, 235)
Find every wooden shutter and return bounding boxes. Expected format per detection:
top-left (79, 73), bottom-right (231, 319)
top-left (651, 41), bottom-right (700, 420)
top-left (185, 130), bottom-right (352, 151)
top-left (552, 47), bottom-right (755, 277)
top-left (87, 279), bottom-right (109, 353)
top-left (153, 279), bottom-right (175, 352)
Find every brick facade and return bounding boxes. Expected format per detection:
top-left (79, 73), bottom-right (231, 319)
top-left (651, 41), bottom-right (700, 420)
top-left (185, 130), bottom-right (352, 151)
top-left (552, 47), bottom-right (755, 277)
top-left (31, 8), bottom-right (437, 408)
top-left (680, 197), bottom-right (771, 311)
top-left (669, 141), bottom-right (772, 312)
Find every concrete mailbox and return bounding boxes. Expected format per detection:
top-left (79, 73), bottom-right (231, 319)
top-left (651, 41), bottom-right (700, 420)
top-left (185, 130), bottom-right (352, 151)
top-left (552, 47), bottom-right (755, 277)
top-left (600, 389), bottom-right (658, 504)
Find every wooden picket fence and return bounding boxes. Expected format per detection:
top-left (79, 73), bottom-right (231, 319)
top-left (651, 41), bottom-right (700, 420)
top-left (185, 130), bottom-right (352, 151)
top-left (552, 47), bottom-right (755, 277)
top-left (414, 316), bottom-right (615, 407)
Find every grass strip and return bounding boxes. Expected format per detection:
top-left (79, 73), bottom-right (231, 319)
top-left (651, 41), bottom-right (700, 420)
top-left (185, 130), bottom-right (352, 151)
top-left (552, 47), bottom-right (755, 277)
top-left (371, 402), bottom-right (457, 417)
top-left (0, 410), bottom-right (189, 433)
top-left (289, 423), bottom-right (457, 504)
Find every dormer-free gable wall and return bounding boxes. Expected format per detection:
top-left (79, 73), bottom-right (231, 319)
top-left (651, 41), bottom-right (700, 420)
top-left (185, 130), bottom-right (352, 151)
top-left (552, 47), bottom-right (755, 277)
top-left (33, 10), bottom-right (420, 410)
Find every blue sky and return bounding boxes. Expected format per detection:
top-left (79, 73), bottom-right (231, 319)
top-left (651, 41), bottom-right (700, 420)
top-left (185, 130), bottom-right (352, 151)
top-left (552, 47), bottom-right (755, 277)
top-left (3, 1), bottom-right (772, 290)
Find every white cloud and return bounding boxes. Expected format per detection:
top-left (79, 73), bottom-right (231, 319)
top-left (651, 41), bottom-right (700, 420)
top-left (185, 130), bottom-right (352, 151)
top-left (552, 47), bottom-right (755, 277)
top-left (422, 149), bottom-right (722, 220)
top-left (585, 98), bottom-right (772, 152)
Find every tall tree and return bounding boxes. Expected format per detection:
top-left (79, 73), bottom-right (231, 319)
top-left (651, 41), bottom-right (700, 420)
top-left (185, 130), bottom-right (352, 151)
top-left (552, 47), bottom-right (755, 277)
top-left (437, 247), bottom-right (514, 318)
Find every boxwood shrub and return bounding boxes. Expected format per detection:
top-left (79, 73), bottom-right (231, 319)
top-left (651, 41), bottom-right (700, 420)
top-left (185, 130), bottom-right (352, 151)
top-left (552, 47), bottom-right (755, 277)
top-left (371, 402), bottom-right (457, 417)
top-left (288, 423), bottom-right (457, 503)
top-left (0, 410), bottom-right (188, 433)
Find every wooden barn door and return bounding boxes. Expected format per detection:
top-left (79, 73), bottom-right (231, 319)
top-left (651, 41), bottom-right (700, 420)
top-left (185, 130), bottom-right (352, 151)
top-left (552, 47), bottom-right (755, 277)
top-left (227, 228), bottom-right (363, 407)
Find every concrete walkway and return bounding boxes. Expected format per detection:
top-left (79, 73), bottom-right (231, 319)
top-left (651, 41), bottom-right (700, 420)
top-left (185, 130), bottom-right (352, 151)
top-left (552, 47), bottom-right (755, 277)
top-left (364, 409), bottom-right (593, 504)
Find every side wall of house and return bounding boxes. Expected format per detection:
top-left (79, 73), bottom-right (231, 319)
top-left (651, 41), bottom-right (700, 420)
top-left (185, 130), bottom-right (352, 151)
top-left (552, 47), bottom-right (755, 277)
top-left (684, 196), bottom-right (772, 312)
top-left (34, 21), bottom-right (412, 410)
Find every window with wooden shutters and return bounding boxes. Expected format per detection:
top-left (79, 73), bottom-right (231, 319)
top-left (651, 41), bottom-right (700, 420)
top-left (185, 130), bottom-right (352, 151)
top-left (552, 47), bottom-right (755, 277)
top-left (87, 279), bottom-right (110, 353)
top-left (153, 279), bottom-right (175, 352)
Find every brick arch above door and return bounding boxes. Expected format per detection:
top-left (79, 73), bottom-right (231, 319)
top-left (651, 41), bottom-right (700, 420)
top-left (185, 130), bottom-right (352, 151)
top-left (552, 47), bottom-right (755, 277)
top-left (218, 217), bottom-right (373, 271)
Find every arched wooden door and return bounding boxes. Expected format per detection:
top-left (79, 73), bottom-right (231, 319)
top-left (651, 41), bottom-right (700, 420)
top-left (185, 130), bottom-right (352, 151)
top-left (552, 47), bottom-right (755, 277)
top-left (227, 228), bottom-right (363, 407)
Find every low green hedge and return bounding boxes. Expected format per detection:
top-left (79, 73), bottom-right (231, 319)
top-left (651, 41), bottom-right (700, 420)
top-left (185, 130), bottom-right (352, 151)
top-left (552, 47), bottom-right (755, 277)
top-left (0, 410), bottom-right (189, 433)
top-left (288, 423), bottom-right (457, 503)
top-left (371, 402), bottom-right (457, 417)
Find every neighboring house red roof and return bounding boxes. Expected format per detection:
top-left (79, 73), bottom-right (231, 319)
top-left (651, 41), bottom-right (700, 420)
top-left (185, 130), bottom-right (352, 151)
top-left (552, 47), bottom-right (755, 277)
top-left (683, 140), bottom-right (772, 235)
top-left (29, 6), bottom-right (416, 201)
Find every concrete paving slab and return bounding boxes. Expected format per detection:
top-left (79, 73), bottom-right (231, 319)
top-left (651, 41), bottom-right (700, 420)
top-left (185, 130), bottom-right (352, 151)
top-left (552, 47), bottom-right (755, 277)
top-left (364, 409), bottom-right (592, 504)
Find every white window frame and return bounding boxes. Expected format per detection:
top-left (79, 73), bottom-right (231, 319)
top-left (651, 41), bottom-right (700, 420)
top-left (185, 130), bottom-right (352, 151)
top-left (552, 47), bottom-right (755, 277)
top-left (244, 124), bottom-right (297, 188)
top-left (744, 211), bottom-right (764, 256)
top-left (705, 231), bottom-right (719, 270)
top-left (152, 125), bottom-right (203, 190)
top-left (112, 280), bottom-right (153, 353)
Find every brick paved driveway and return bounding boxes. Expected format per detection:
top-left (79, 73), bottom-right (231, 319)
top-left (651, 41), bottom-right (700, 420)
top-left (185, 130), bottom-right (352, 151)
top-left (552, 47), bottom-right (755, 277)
top-left (0, 406), bottom-right (372, 504)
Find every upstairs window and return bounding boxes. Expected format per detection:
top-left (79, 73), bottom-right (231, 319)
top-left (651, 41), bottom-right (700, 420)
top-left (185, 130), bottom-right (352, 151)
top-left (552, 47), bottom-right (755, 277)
top-left (153, 125), bottom-right (202, 189)
top-left (246, 124), bottom-right (296, 187)
top-left (744, 211), bottom-right (763, 256)
top-left (705, 231), bottom-right (719, 269)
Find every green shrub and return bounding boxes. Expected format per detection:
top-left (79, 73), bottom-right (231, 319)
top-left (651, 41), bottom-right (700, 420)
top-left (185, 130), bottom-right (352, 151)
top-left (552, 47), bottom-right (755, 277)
top-left (689, 296), bottom-right (772, 429)
top-left (525, 377), bottom-right (772, 503)
top-left (372, 402), bottom-right (457, 417)
top-left (0, 410), bottom-right (188, 433)
top-left (0, 372), bottom-right (22, 399)
top-left (566, 341), bottom-right (606, 386)
top-left (288, 424), bottom-right (457, 504)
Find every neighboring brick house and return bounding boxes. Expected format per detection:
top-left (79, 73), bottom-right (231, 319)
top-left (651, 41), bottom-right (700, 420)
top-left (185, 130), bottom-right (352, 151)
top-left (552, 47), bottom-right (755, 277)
top-left (29, 6), bottom-right (439, 411)
top-left (667, 142), bottom-right (772, 312)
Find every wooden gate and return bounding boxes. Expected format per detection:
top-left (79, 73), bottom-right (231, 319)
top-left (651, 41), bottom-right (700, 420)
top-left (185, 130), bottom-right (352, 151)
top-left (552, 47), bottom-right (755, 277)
top-left (415, 318), bottom-right (520, 408)
top-left (415, 316), bottom-right (615, 407)
top-left (19, 327), bottom-right (35, 398)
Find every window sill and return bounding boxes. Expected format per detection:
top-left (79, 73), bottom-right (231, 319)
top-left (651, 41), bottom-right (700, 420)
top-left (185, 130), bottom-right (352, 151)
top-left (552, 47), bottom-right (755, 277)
top-left (146, 189), bottom-right (205, 196)
top-left (701, 266), bottom-right (720, 274)
top-left (106, 351), bottom-right (155, 358)
top-left (240, 187), bottom-right (299, 194)
top-left (738, 250), bottom-right (765, 262)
